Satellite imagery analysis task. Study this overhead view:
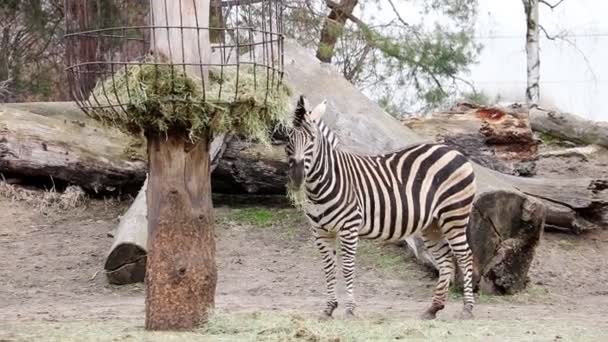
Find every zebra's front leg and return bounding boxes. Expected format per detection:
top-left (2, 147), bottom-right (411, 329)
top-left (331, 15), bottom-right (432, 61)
top-left (314, 229), bottom-right (338, 319)
top-left (339, 228), bottom-right (359, 317)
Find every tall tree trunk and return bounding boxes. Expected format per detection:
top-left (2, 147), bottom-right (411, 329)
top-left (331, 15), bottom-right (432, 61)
top-left (64, 0), bottom-right (100, 96)
top-left (150, 0), bottom-right (210, 84)
top-left (316, 0), bottom-right (359, 63)
top-left (523, 0), bottom-right (540, 107)
top-left (209, 2), bottom-right (225, 44)
top-left (145, 131), bottom-right (217, 330)
top-left (145, 0), bottom-right (214, 330)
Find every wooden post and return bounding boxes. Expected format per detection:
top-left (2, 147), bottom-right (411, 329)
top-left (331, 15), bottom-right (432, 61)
top-left (145, 0), bottom-right (214, 330)
top-left (145, 129), bottom-right (216, 330)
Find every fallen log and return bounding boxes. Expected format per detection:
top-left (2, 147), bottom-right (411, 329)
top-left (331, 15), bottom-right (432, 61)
top-left (468, 190), bottom-right (545, 294)
top-left (0, 102), bottom-right (147, 194)
top-left (212, 139), bottom-right (288, 195)
top-left (402, 102), bottom-right (538, 176)
top-left (530, 107), bottom-right (608, 148)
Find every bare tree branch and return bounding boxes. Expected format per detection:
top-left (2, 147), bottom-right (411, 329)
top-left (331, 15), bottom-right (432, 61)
top-left (539, 0), bottom-right (565, 10)
top-left (539, 25), bottom-right (598, 82)
top-left (387, 0), bottom-right (409, 28)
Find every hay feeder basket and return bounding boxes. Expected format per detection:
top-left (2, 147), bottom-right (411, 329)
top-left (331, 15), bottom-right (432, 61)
top-left (63, 0), bottom-right (286, 330)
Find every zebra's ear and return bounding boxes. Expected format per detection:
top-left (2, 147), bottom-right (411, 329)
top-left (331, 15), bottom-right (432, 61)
top-left (309, 99), bottom-right (327, 122)
top-left (294, 95), bottom-right (307, 126)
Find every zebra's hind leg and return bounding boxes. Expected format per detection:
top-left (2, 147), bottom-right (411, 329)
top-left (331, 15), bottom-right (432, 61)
top-left (441, 218), bottom-right (475, 320)
top-left (420, 222), bottom-right (455, 320)
top-left (339, 227), bottom-right (359, 318)
top-left (313, 229), bottom-right (339, 319)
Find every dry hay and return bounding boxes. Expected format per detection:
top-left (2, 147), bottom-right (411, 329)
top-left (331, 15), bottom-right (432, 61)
top-left (88, 62), bottom-right (292, 143)
top-left (286, 183), bottom-right (308, 211)
top-left (0, 181), bottom-right (87, 211)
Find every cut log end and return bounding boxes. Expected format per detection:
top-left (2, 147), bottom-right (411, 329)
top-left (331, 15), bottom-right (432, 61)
top-left (468, 191), bottom-right (545, 295)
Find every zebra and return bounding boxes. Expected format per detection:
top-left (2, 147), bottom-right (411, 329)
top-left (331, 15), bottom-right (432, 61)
top-left (285, 95), bottom-right (477, 320)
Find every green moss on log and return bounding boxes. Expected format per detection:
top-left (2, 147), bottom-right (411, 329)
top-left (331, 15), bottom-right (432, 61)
top-left (88, 63), bottom-right (291, 143)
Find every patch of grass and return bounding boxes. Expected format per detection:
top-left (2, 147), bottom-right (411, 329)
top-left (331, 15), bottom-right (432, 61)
top-left (218, 207), bottom-right (306, 230)
top-left (461, 91), bottom-right (492, 106)
top-left (357, 241), bottom-right (412, 276)
top-left (231, 208), bottom-right (275, 226)
top-left (2, 311), bottom-right (606, 342)
top-left (537, 131), bottom-right (561, 145)
top-left (557, 239), bottom-right (576, 251)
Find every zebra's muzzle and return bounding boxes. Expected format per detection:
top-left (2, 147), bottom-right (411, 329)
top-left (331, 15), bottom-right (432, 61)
top-left (288, 159), bottom-right (305, 189)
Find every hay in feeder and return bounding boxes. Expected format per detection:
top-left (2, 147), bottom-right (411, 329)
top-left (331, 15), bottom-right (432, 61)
top-left (88, 62), bottom-right (291, 143)
top-left (286, 184), bottom-right (308, 211)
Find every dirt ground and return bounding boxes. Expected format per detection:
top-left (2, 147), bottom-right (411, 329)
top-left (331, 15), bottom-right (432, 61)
top-left (1, 194), bottom-right (608, 341)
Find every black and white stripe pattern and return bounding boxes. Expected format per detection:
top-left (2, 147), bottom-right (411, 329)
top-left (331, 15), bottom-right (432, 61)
top-left (286, 96), bottom-right (477, 319)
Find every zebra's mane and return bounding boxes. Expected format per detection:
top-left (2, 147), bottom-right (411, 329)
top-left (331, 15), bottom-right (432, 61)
top-left (315, 119), bottom-right (339, 149)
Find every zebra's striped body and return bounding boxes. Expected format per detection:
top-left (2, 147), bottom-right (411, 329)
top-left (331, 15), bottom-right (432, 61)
top-left (286, 97), bottom-right (477, 319)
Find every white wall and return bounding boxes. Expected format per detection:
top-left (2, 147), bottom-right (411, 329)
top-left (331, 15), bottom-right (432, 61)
top-left (471, 0), bottom-right (608, 121)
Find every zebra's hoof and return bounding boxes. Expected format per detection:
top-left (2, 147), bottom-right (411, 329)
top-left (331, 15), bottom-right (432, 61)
top-left (420, 304), bottom-right (443, 320)
top-left (318, 312), bottom-right (334, 321)
top-left (420, 311), bottom-right (437, 320)
top-left (459, 309), bottom-right (474, 320)
top-left (345, 309), bottom-right (356, 319)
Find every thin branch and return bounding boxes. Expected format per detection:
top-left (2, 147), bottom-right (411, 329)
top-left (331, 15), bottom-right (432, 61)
top-left (539, 25), bottom-right (597, 82)
top-left (539, 25), bottom-right (560, 40)
top-left (387, 0), bottom-right (409, 28)
top-left (539, 0), bottom-right (565, 10)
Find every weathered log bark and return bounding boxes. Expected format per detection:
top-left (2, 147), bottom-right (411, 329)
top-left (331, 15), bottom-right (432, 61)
top-left (0, 102), bottom-right (146, 194)
top-left (506, 175), bottom-right (608, 234)
top-left (212, 139), bottom-right (288, 195)
top-left (530, 107), bottom-right (608, 148)
top-left (468, 190), bottom-right (545, 294)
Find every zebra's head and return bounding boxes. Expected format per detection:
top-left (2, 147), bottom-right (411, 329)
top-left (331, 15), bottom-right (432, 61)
top-left (285, 95), bottom-right (327, 189)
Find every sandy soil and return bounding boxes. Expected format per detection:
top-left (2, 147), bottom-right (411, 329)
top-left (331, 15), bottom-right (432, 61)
top-left (1, 194), bottom-right (608, 340)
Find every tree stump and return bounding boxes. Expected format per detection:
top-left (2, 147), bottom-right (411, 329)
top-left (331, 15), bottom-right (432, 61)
top-left (468, 190), bottom-right (545, 294)
top-left (144, 131), bottom-right (216, 330)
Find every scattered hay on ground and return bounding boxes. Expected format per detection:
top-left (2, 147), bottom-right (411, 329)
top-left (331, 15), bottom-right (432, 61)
top-left (1, 311), bottom-right (606, 342)
top-left (0, 181), bottom-right (87, 211)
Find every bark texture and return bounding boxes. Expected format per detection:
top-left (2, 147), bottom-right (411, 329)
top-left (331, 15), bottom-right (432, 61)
top-left (530, 107), bottom-right (608, 148)
top-left (0, 102), bottom-right (146, 194)
top-left (316, 0), bottom-right (359, 63)
top-left (468, 191), bottom-right (545, 294)
top-left (150, 0), bottom-right (210, 83)
top-left (402, 102), bottom-right (538, 176)
top-left (145, 131), bottom-right (216, 330)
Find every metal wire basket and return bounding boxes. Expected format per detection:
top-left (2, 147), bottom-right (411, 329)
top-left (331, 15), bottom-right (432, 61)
top-left (64, 0), bottom-right (285, 119)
